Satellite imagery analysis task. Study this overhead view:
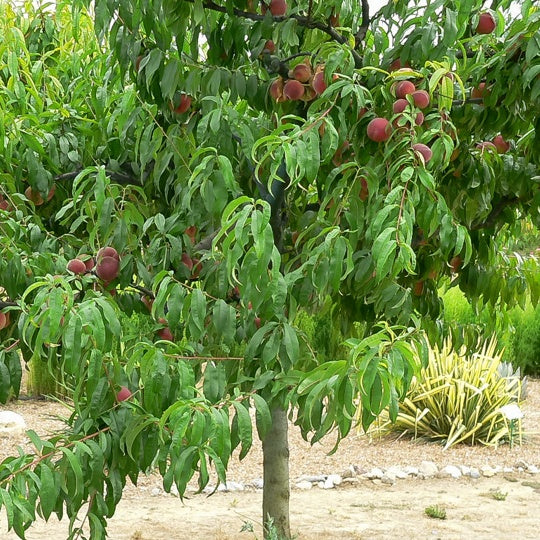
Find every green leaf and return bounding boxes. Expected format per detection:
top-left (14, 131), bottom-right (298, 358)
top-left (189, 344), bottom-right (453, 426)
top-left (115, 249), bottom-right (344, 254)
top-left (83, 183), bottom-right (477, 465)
top-left (39, 464), bottom-right (56, 521)
top-left (232, 401), bottom-right (252, 460)
top-left (252, 394), bottom-right (272, 440)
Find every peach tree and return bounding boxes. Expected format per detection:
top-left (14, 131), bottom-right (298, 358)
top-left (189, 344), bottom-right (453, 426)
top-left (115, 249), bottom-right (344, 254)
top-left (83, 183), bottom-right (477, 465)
top-left (0, 0), bottom-right (539, 538)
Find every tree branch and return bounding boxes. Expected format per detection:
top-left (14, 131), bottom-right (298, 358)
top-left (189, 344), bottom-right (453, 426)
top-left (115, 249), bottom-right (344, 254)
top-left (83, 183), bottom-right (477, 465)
top-left (185, 0), bottom-right (363, 68)
top-left (354, 0), bottom-right (370, 47)
top-left (470, 196), bottom-right (522, 231)
top-left (55, 170), bottom-right (142, 186)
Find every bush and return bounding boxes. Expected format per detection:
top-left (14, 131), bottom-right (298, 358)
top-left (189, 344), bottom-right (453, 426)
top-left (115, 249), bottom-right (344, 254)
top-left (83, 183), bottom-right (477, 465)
top-left (374, 338), bottom-right (524, 448)
top-left (510, 304), bottom-right (540, 376)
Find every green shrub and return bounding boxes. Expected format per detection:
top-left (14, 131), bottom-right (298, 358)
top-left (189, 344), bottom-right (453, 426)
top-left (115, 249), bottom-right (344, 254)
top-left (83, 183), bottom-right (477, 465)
top-left (374, 338), bottom-right (524, 449)
top-left (510, 304), bottom-right (540, 376)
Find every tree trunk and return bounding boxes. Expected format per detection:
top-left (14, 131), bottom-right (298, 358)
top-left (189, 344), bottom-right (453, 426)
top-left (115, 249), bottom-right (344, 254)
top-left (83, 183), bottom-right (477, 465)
top-left (262, 406), bottom-right (291, 539)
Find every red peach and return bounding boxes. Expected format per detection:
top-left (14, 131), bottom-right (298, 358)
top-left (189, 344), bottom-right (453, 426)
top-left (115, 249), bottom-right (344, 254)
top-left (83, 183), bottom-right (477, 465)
top-left (367, 118), bottom-right (392, 142)
top-left (476, 12), bottom-right (496, 35)
top-left (412, 143), bottom-right (433, 163)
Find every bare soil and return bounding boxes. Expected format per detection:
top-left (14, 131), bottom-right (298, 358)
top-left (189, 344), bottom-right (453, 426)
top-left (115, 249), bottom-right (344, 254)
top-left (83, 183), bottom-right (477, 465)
top-left (0, 380), bottom-right (539, 540)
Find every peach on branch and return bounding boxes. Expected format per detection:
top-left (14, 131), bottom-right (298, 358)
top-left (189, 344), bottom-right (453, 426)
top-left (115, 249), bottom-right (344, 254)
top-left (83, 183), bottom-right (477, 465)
top-left (116, 386), bottom-right (132, 402)
top-left (24, 185), bottom-right (55, 206)
top-left (268, 0), bottom-right (287, 16)
top-left (393, 99), bottom-right (409, 114)
top-left (283, 79), bottom-right (305, 100)
top-left (367, 118), bottom-right (392, 142)
top-left (311, 71), bottom-right (327, 95)
top-left (269, 77), bottom-right (285, 101)
top-left (291, 63), bottom-right (312, 83)
top-left (476, 12), bottom-right (496, 35)
top-left (181, 252), bottom-right (193, 271)
top-left (254, 317), bottom-right (262, 329)
top-left (413, 280), bottom-right (425, 296)
top-left (95, 256), bottom-right (120, 282)
top-left (157, 326), bottom-right (174, 341)
top-left (97, 246), bottom-right (120, 261)
top-left (412, 143), bottom-right (433, 163)
top-left (412, 90), bottom-right (430, 109)
top-left (359, 177), bottom-right (369, 201)
top-left (389, 59), bottom-right (411, 72)
top-left (0, 311), bottom-right (10, 330)
top-left (78, 254), bottom-right (95, 271)
top-left (170, 93), bottom-right (191, 114)
top-left (67, 259), bottom-right (87, 275)
top-left (185, 225), bottom-right (197, 243)
top-left (471, 82), bottom-right (489, 100)
top-left (492, 135), bottom-right (510, 154)
top-left (476, 141), bottom-right (497, 153)
top-left (393, 80), bottom-right (416, 99)
top-left (450, 255), bottom-right (462, 273)
top-left (263, 40), bottom-right (275, 53)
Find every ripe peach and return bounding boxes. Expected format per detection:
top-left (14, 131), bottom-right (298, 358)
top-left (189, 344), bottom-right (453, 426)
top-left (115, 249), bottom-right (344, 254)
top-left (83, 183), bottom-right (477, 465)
top-left (312, 71), bottom-right (327, 95)
top-left (158, 327), bottom-right (174, 341)
top-left (117, 386), bottom-right (132, 402)
top-left (393, 99), bottom-right (409, 114)
top-left (476, 141), bottom-right (497, 152)
top-left (394, 80), bottom-right (416, 99)
top-left (412, 90), bottom-right (430, 109)
top-left (0, 312), bottom-right (8, 330)
top-left (67, 259), bottom-right (87, 275)
top-left (171, 93), bottom-right (191, 114)
top-left (283, 79), bottom-right (305, 100)
top-left (476, 12), bottom-right (496, 35)
top-left (450, 255), bottom-right (462, 273)
top-left (268, 0), bottom-right (287, 16)
top-left (97, 246), bottom-right (120, 261)
top-left (270, 77), bottom-right (284, 101)
top-left (78, 254), bottom-right (95, 271)
top-left (471, 82), bottom-right (488, 99)
top-left (185, 225), bottom-right (197, 243)
top-left (25, 186), bottom-right (54, 206)
top-left (359, 177), bottom-right (369, 201)
top-left (412, 143), bottom-right (433, 163)
top-left (292, 63), bottom-right (312, 83)
top-left (492, 135), bottom-right (510, 154)
top-left (181, 252), bottom-right (193, 271)
top-left (413, 280), bottom-right (424, 296)
top-left (367, 118), bottom-right (392, 142)
top-left (254, 317), bottom-right (262, 329)
top-left (263, 40), bottom-right (275, 53)
top-left (389, 59), bottom-right (411, 72)
top-left (95, 256), bottom-right (120, 282)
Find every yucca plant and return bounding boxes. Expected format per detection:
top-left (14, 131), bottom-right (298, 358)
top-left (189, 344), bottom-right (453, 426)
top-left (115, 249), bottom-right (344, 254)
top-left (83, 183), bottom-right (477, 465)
top-left (372, 338), bottom-right (524, 449)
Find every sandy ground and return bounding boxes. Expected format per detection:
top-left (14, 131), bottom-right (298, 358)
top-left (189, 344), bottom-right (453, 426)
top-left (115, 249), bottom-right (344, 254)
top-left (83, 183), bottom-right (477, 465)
top-left (0, 380), bottom-right (539, 540)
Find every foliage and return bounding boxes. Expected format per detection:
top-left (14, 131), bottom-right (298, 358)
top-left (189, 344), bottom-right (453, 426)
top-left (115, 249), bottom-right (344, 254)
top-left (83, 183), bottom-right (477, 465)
top-left (374, 338), bottom-right (524, 448)
top-left (510, 303), bottom-right (540, 375)
top-left (424, 505), bottom-right (447, 520)
top-left (0, 0), bottom-right (538, 537)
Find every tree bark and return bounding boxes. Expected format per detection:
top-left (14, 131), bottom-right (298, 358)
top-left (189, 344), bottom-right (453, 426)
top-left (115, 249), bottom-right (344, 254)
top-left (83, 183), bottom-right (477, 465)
top-left (262, 407), bottom-right (291, 539)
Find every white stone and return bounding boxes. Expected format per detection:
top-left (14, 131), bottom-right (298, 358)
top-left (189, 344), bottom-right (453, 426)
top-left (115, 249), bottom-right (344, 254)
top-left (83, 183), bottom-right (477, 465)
top-left (403, 466), bottom-right (419, 476)
top-left (503, 467), bottom-right (514, 473)
top-left (363, 467), bottom-right (384, 480)
top-left (295, 480), bottom-right (313, 490)
top-left (419, 461), bottom-right (438, 477)
top-left (341, 477), bottom-right (359, 485)
top-left (440, 465), bottom-right (462, 479)
top-left (387, 466), bottom-right (409, 480)
top-left (515, 459), bottom-right (528, 469)
top-left (380, 474), bottom-right (395, 485)
top-left (481, 466), bottom-right (496, 478)
top-left (322, 477), bottom-right (336, 489)
top-left (460, 465), bottom-right (471, 476)
top-left (0, 411), bottom-right (26, 434)
top-left (527, 465), bottom-right (539, 474)
top-left (151, 487), bottom-right (162, 497)
top-left (469, 468), bottom-right (481, 479)
top-left (326, 474), bottom-right (342, 486)
top-left (342, 465), bottom-right (356, 479)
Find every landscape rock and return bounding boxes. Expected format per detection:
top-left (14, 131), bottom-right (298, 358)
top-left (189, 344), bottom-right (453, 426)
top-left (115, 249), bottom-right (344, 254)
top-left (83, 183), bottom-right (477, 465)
top-left (387, 466), bottom-right (409, 479)
top-left (295, 480), bottom-right (313, 490)
top-left (481, 465), bottom-right (496, 478)
top-left (380, 474), bottom-right (395, 485)
top-left (251, 478), bottom-right (264, 489)
top-left (363, 467), bottom-right (384, 480)
top-left (0, 411), bottom-right (26, 434)
top-left (439, 465), bottom-right (462, 479)
top-left (419, 461), bottom-right (438, 478)
top-left (403, 466), bottom-right (419, 477)
top-left (469, 467), bottom-right (481, 479)
top-left (527, 465), bottom-right (539, 474)
top-left (342, 465), bottom-right (356, 479)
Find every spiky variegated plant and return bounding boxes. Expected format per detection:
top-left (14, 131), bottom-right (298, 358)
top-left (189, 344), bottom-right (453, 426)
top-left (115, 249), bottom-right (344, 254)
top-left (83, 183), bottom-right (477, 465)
top-left (373, 338), bottom-right (524, 449)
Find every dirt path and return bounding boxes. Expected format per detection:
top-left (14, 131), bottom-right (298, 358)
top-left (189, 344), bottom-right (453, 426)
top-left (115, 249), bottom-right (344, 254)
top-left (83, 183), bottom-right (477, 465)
top-left (0, 379), bottom-right (539, 539)
top-left (1, 474), bottom-right (539, 539)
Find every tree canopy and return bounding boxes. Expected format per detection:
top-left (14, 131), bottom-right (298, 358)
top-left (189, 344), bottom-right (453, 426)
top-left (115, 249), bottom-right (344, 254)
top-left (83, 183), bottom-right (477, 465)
top-left (0, 0), bottom-right (539, 538)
